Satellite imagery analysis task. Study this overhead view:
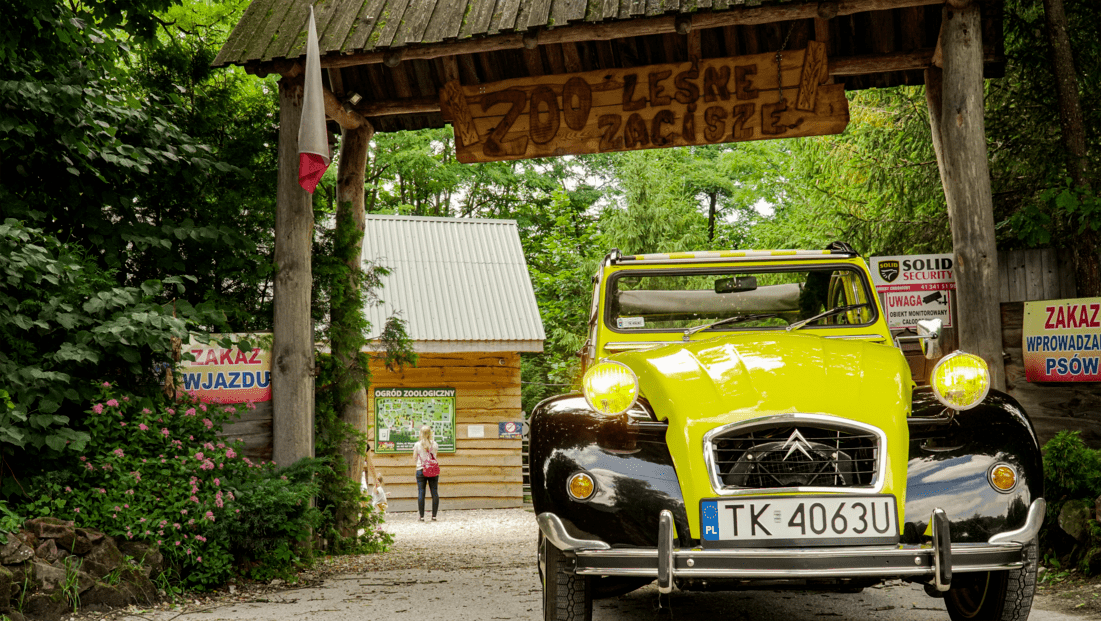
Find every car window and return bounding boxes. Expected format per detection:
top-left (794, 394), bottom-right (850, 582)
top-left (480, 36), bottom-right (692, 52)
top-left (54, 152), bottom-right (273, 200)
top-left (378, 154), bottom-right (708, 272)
top-left (606, 266), bottom-right (876, 332)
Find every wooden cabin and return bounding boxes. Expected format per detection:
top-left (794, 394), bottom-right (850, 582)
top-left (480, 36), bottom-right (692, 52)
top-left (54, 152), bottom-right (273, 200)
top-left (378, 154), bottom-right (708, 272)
top-left (360, 215), bottom-right (545, 511)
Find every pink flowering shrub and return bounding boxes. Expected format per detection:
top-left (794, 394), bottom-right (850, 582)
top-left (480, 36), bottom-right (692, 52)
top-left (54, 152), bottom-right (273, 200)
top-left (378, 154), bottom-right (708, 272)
top-left (23, 383), bottom-right (322, 590)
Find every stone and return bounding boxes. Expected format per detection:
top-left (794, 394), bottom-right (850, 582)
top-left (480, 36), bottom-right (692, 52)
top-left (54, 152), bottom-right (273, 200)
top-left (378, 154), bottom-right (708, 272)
top-left (21, 592), bottom-right (65, 621)
top-left (81, 538), bottom-right (122, 580)
top-left (23, 518), bottom-right (73, 541)
top-left (117, 541), bottom-right (164, 578)
top-left (81, 583), bottom-right (128, 610)
top-left (74, 528), bottom-right (103, 545)
top-left (6, 611), bottom-right (25, 621)
top-left (30, 561), bottom-right (66, 594)
top-left (1058, 498), bottom-right (1094, 543)
top-left (0, 564), bottom-right (12, 612)
top-left (0, 534), bottom-right (34, 564)
top-left (34, 540), bottom-right (60, 563)
top-left (120, 568), bottom-right (156, 605)
top-left (68, 533), bottom-right (92, 556)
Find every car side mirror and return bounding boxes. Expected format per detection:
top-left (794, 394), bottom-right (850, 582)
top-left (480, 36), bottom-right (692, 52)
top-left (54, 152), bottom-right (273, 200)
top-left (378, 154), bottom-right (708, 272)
top-left (916, 318), bottom-right (944, 360)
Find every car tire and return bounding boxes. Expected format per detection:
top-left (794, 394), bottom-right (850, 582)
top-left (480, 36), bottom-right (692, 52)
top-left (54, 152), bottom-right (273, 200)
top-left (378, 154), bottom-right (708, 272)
top-left (541, 535), bottom-right (593, 621)
top-left (944, 537), bottom-right (1037, 621)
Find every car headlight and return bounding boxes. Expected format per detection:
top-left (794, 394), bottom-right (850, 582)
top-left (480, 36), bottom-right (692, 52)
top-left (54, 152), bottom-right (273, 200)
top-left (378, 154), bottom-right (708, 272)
top-left (930, 351), bottom-right (990, 410)
top-left (582, 360), bottom-right (639, 415)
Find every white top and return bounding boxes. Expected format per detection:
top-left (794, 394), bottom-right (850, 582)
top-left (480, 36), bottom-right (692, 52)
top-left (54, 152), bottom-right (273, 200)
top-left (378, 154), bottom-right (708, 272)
top-left (413, 440), bottom-right (439, 471)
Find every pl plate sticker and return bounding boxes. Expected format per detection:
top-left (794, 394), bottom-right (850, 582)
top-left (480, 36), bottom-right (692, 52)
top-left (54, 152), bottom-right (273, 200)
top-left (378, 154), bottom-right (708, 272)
top-left (701, 500), bottom-right (720, 541)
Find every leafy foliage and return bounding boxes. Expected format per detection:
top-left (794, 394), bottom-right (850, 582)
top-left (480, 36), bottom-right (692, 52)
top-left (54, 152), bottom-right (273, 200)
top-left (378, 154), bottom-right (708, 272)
top-left (21, 384), bottom-right (322, 590)
top-left (0, 220), bottom-right (225, 491)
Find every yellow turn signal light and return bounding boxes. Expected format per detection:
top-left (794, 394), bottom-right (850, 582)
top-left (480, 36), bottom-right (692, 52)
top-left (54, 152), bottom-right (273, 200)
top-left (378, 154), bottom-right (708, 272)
top-left (930, 351), bottom-right (990, 410)
top-left (989, 464), bottom-right (1018, 493)
top-left (582, 360), bottom-right (639, 415)
top-left (568, 472), bottom-right (595, 500)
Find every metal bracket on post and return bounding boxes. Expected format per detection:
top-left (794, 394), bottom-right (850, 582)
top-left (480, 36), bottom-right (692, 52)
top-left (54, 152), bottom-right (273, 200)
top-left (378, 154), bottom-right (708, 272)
top-left (658, 510), bottom-right (675, 594)
top-left (932, 508), bottom-right (953, 592)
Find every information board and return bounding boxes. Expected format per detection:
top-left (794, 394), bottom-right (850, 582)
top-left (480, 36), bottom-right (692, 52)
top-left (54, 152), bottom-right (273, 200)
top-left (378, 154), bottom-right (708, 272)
top-left (1023, 298), bottom-right (1101, 382)
top-left (374, 388), bottom-right (456, 453)
top-left (869, 254), bottom-right (956, 329)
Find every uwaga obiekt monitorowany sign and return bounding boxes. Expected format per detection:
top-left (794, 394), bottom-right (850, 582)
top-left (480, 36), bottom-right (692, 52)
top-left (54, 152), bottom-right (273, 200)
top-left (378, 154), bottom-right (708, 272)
top-left (441, 41), bottom-right (846, 163)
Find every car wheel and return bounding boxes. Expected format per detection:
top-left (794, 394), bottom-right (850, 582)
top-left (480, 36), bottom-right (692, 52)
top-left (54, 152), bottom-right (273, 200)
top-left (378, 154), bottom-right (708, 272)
top-left (541, 534), bottom-right (592, 621)
top-left (944, 538), bottom-right (1037, 621)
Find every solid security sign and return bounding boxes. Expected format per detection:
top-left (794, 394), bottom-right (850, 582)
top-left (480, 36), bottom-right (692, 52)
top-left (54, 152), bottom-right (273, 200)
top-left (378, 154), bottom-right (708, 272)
top-left (869, 254), bottom-right (956, 329)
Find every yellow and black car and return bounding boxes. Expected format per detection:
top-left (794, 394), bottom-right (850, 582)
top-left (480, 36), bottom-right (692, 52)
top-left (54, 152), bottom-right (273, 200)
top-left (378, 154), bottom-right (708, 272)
top-left (532, 244), bottom-right (1043, 621)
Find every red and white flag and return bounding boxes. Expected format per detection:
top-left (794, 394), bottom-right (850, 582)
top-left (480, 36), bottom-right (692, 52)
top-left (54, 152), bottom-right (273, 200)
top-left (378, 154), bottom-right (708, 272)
top-left (298, 5), bottom-right (328, 194)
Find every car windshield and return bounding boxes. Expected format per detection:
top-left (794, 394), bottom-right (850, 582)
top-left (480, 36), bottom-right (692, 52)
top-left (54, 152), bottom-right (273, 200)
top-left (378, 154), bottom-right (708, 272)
top-left (606, 266), bottom-right (876, 332)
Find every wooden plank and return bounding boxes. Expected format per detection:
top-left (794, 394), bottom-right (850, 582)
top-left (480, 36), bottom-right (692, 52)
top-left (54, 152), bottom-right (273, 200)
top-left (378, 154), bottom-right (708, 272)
top-left (460, 0), bottom-right (497, 38)
top-left (423, 0), bottom-right (468, 42)
top-left (1024, 248), bottom-right (1044, 302)
top-left (491, 0), bottom-right (524, 33)
top-left (392, 0), bottom-right (436, 47)
top-left (441, 55), bottom-right (462, 82)
top-left (374, 0), bottom-right (414, 48)
top-left (372, 453), bottom-right (523, 467)
top-left (562, 43), bottom-right (584, 73)
top-left (629, 0), bottom-right (646, 16)
top-left (372, 353), bottom-right (522, 368)
top-left (645, 0), bottom-right (662, 17)
top-left (386, 497), bottom-right (524, 512)
top-left (302, 0), bottom-right (946, 70)
top-left (346, 0), bottom-right (394, 50)
top-left (446, 48), bottom-right (846, 163)
top-left (219, 418), bottom-right (272, 437)
top-left (269, 1), bottom-right (312, 60)
top-left (602, 0), bottom-right (620, 21)
top-left (527, 0), bottom-right (554, 29)
top-left (215, 0), bottom-right (278, 66)
top-left (1058, 248), bottom-right (1078, 298)
top-left (795, 39), bottom-right (827, 110)
top-left (385, 482), bottom-right (523, 498)
top-left (998, 249), bottom-right (1011, 303)
top-left (375, 465), bottom-right (521, 477)
top-left (1000, 301), bottom-right (1023, 350)
top-left (1008, 249), bottom-right (1026, 303)
top-left (313, 0), bottom-right (348, 51)
top-left (1041, 248), bottom-right (1060, 301)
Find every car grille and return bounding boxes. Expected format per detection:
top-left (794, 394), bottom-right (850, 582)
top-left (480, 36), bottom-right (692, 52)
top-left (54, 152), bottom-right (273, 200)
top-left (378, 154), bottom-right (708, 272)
top-left (708, 422), bottom-right (881, 490)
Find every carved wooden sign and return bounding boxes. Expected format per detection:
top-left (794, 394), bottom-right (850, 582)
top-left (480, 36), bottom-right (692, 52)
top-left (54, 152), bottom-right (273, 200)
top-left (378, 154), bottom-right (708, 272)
top-left (440, 41), bottom-right (846, 164)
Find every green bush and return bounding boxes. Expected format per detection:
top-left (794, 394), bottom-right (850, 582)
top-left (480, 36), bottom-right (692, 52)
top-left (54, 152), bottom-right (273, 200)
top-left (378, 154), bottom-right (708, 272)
top-left (19, 383), bottom-right (322, 590)
top-left (1043, 430), bottom-right (1101, 508)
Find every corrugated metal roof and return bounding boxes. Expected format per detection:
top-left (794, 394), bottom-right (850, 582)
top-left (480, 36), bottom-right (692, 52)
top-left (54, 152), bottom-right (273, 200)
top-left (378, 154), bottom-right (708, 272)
top-left (362, 215), bottom-right (546, 350)
top-left (213, 0), bottom-right (772, 67)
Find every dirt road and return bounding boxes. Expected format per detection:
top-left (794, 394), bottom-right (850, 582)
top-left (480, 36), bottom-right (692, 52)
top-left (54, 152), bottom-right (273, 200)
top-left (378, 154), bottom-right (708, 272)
top-left (131, 509), bottom-right (1089, 621)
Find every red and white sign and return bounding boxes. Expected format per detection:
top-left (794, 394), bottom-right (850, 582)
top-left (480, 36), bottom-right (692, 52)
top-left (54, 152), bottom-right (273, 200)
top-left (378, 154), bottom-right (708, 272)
top-left (869, 254), bottom-right (956, 329)
top-left (1023, 298), bottom-right (1101, 382)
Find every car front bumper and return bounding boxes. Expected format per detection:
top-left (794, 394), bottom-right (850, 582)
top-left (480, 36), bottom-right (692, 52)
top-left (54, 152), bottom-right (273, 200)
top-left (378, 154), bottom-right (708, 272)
top-left (537, 498), bottom-right (1044, 593)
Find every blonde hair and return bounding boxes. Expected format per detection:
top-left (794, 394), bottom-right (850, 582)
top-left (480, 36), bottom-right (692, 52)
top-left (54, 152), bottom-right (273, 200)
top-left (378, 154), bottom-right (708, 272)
top-left (418, 425), bottom-right (434, 451)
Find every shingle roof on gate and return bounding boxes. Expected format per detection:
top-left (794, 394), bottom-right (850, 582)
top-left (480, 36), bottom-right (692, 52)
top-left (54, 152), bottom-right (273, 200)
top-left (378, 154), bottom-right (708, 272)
top-left (361, 215), bottom-right (545, 352)
top-left (214, 0), bottom-right (771, 67)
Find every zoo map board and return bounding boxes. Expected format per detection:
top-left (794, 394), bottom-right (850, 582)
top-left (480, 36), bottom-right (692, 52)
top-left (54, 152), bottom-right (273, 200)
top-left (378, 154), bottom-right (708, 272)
top-left (374, 388), bottom-right (456, 453)
top-left (441, 41), bottom-right (846, 163)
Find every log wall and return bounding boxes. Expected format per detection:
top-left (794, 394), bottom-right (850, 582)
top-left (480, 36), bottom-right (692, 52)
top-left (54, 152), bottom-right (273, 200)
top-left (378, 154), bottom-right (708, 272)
top-left (367, 352), bottom-right (525, 512)
top-left (217, 401), bottom-right (273, 462)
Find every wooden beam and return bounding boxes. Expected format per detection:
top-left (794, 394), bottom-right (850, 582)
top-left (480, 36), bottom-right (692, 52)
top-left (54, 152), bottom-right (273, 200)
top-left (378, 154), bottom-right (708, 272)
top-left (248, 0), bottom-right (945, 74)
top-left (273, 75), bottom-right (315, 468)
top-left (829, 48), bottom-right (935, 75)
top-left (358, 97), bottom-right (440, 117)
top-left (935, 3), bottom-right (1005, 391)
top-left (322, 85), bottom-right (368, 129)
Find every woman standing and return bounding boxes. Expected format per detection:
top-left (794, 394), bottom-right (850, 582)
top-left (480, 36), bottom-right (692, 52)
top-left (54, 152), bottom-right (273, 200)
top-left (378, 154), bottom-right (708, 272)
top-left (413, 425), bottom-right (440, 521)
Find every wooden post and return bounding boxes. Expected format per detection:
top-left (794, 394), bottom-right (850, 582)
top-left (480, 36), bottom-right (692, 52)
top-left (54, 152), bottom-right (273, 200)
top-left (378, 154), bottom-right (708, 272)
top-left (334, 122), bottom-right (374, 487)
top-left (273, 75), bottom-right (316, 467)
top-left (933, 2), bottom-right (1005, 391)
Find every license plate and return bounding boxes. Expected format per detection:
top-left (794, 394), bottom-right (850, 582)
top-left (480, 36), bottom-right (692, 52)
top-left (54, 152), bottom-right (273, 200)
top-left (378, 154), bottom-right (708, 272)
top-left (700, 495), bottom-right (899, 548)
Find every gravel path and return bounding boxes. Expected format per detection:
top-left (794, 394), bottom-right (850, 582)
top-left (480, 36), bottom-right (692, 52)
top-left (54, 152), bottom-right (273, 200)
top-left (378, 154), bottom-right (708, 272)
top-left (73, 508), bottom-right (1088, 621)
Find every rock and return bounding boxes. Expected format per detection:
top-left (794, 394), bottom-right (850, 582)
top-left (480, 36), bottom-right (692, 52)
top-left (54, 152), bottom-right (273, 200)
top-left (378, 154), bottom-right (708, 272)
top-left (81, 537), bottom-right (122, 580)
top-left (1083, 546), bottom-right (1101, 576)
top-left (0, 565), bottom-right (12, 612)
top-left (6, 611), bottom-right (25, 621)
top-left (1096, 495), bottom-right (1101, 522)
top-left (116, 541), bottom-right (164, 577)
top-left (30, 561), bottom-right (66, 594)
top-left (1058, 498), bottom-right (1094, 543)
top-left (0, 534), bottom-right (34, 564)
top-left (21, 592), bottom-right (65, 621)
top-left (34, 539), bottom-right (60, 563)
top-left (68, 532), bottom-right (93, 555)
top-left (120, 568), bottom-right (156, 605)
top-left (80, 583), bottom-right (128, 610)
top-left (23, 518), bottom-right (73, 542)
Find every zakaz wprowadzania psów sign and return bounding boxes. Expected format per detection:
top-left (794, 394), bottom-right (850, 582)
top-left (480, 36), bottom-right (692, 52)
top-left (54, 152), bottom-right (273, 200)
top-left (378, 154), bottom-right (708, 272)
top-left (1023, 298), bottom-right (1101, 382)
top-left (178, 335), bottom-right (271, 403)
